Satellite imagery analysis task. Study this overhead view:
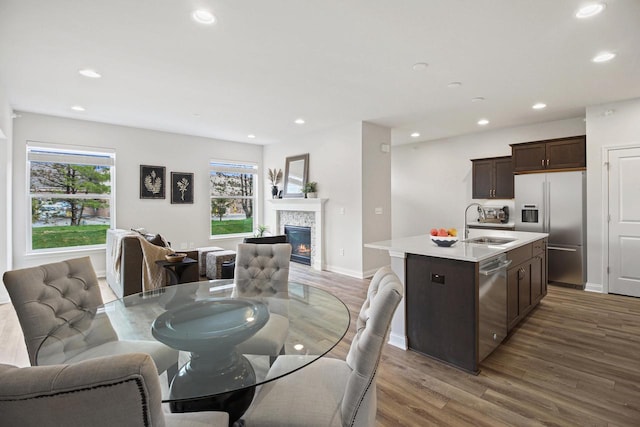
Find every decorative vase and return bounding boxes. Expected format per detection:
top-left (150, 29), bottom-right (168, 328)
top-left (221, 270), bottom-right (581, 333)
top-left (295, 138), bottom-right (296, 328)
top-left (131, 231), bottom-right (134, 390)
top-left (307, 192), bottom-right (317, 199)
top-left (271, 185), bottom-right (278, 198)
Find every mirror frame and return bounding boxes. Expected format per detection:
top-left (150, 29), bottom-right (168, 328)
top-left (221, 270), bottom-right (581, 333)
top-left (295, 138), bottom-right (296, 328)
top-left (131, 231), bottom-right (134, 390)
top-left (283, 153), bottom-right (309, 198)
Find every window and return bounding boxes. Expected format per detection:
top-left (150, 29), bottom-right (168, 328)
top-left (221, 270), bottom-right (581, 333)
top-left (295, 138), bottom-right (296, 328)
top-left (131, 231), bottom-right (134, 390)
top-left (27, 143), bottom-right (115, 251)
top-left (210, 160), bottom-right (257, 237)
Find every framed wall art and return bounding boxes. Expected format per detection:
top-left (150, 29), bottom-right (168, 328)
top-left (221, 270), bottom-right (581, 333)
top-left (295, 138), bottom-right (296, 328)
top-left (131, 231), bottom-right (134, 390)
top-left (171, 172), bottom-right (194, 204)
top-left (140, 165), bottom-right (166, 199)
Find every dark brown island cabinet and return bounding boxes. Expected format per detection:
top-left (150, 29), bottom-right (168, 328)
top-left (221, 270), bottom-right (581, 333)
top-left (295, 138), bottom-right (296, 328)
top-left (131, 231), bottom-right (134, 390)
top-left (405, 237), bottom-right (547, 373)
top-left (471, 156), bottom-right (514, 199)
top-left (510, 135), bottom-right (586, 173)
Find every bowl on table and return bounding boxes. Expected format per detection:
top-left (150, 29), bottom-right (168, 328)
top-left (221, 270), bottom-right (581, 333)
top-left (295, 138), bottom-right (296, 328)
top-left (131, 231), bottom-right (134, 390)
top-left (165, 253), bottom-right (187, 263)
top-left (430, 235), bottom-right (458, 247)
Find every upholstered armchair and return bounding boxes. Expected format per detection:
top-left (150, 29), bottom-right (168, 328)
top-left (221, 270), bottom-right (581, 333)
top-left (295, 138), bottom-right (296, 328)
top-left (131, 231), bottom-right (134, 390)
top-left (0, 353), bottom-right (228, 427)
top-left (242, 266), bottom-right (403, 427)
top-left (2, 256), bottom-right (178, 376)
top-left (233, 243), bottom-right (292, 360)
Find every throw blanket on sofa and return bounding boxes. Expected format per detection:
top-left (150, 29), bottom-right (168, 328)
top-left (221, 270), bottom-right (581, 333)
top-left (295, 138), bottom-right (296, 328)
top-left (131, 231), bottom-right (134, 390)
top-left (112, 233), bottom-right (173, 291)
top-left (138, 237), bottom-right (174, 291)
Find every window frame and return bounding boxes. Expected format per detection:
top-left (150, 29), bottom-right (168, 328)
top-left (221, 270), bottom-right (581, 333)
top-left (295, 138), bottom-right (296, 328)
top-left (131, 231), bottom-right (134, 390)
top-left (26, 142), bottom-right (116, 254)
top-left (209, 159), bottom-right (258, 239)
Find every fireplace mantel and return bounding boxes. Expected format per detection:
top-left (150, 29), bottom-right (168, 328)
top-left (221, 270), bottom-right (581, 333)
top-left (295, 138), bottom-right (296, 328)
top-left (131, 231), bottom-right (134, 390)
top-left (267, 198), bottom-right (328, 212)
top-left (267, 198), bottom-right (327, 270)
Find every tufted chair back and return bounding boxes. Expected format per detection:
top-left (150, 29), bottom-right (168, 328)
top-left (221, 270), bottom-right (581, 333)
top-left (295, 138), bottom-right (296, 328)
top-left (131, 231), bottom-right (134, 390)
top-left (3, 257), bottom-right (117, 366)
top-left (342, 266), bottom-right (403, 427)
top-left (233, 243), bottom-right (292, 298)
top-left (0, 353), bottom-right (230, 427)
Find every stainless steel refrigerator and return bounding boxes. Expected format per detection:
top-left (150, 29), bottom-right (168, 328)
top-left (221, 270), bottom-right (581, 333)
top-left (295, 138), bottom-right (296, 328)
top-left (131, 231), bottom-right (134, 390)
top-left (514, 171), bottom-right (586, 287)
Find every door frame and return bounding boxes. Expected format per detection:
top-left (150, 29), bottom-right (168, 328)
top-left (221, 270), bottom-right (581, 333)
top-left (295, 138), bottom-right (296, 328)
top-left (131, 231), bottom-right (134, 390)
top-left (602, 143), bottom-right (640, 295)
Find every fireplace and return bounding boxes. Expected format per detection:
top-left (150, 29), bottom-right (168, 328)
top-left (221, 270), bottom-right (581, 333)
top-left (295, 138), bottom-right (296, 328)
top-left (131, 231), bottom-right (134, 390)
top-left (285, 225), bottom-right (311, 265)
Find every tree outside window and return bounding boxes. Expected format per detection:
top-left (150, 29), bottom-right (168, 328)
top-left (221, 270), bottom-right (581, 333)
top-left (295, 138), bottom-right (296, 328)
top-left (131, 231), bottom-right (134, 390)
top-left (209, 161), bottom-right (257, 237)
top-left (28, 145), bottom-right (115, 251)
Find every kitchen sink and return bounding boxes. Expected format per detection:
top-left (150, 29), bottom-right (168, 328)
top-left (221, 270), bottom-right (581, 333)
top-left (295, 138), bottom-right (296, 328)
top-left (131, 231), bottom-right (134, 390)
top-left (464, 236), bottom-right (516, 245)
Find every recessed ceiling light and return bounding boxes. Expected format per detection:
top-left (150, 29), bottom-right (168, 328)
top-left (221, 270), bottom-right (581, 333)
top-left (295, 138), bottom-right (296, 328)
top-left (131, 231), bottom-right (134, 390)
top-left (412, 62), bottom-right (429, 71)
top-left (294, 118), bottom-right (305, 125)
top-left (447, 81), bottom-right (462, 88)
top-left (532, 103), bottom-right (547, 110)
top-left (192, 9), bottom-right (216, 24)
top-left (78, 68), bottom-right (101, 78)
top-left (576, 3), bottom-right (605, 18)
top-left (471, 97), bottom-right (485, 102)
top-left (71, 105), bottom-right (85, 112)
top-left (477, 119), bottom-right (489, 126)
top-left (592, 51), bottom-right (616, 63)
top-left (410, 132), bottom-right (420, 138)
top-left (247, 134), bottom-right (256, 139)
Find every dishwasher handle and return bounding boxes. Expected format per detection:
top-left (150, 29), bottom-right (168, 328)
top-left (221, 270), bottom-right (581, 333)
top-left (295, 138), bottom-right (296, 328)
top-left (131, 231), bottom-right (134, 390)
top-left (479, 259), bottom-right (513, 276)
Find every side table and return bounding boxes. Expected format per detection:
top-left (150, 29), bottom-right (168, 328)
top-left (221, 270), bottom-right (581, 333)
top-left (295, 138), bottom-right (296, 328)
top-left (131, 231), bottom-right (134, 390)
top-left (156, 257), bottom-right (198, 285)
top-left (206, 250), bottom-right (236, 280)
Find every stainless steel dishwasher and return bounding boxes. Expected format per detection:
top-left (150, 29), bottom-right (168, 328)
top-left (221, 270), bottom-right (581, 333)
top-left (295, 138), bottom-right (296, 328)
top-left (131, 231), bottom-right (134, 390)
top-left (478, 253), bottom-right (512, 361)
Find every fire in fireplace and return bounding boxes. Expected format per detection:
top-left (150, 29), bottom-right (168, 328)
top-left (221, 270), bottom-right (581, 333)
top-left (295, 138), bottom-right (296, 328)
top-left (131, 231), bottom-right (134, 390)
top-left (284, 225), bottom-right (311, 265)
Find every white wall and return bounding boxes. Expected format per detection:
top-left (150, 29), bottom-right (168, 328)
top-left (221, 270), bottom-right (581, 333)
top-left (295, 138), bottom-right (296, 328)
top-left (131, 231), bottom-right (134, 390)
top-left (585, 97), bottom-right (640, 292)
top-left (362, 122), bottom-right (392, 276)
top-left (263, 122), bottom-right (365, 277)
top-left (392, 117), bottom-right (586, 239)
top-left (0, 83), bottom-right (12, 303)
top-left (11, 112), bottom-right (263, 275)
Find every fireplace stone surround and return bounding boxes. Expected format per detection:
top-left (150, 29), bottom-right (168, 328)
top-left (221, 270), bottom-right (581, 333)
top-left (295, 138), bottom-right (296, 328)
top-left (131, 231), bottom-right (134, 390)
top-left (267, 199), bottom-right (327, 270)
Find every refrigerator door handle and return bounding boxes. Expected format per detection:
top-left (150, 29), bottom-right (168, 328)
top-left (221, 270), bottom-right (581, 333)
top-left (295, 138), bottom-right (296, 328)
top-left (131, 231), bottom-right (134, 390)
top-left (548, 246), bottom-right (578, 252)
top-left (546, 180), bottom-right (551, 233)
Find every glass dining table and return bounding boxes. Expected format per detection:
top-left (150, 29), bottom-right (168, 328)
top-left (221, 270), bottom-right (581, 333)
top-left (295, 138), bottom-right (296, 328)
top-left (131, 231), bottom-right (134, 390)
top-left (35, 280), bottom-right (350, 423)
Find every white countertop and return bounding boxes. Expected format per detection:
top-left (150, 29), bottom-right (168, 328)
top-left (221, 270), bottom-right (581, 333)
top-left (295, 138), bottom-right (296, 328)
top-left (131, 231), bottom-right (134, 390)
top-left (365, 229), bottom-right (548, 263)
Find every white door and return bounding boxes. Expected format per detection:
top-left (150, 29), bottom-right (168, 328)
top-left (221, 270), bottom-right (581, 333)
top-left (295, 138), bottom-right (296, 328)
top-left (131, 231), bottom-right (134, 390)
top-left (608, 146), bottom-right (640, 297)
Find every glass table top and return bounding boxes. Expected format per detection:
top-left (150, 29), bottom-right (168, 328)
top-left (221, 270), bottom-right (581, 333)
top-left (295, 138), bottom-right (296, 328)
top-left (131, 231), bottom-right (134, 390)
top-left (36, 280), bottom-right (350, 403)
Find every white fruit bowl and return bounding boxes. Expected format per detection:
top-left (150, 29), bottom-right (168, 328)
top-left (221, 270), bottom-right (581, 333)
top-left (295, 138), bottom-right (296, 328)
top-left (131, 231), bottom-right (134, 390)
top-left (430, 235), bottom-right (458, 247)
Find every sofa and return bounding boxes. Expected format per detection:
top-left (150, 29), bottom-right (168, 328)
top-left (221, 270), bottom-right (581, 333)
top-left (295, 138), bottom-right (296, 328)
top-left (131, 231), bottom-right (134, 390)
top-left (106, 229), bottom-right (199, 298)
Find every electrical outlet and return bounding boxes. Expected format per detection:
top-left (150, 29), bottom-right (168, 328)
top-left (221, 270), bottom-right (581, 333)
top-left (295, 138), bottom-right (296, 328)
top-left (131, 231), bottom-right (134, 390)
top-left (338, 207), bottom-right (345, 215)
top-left (339, 248), bottom-right (344, 256)
top-left (375, 207), bottom-right (383, 215)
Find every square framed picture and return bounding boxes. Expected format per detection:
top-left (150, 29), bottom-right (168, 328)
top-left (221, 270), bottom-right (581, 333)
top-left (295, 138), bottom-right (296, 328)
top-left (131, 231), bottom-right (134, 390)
top-left (140, 165), bottom-right (166, 199)
top-left (171, 172), bottom-right (194, 204)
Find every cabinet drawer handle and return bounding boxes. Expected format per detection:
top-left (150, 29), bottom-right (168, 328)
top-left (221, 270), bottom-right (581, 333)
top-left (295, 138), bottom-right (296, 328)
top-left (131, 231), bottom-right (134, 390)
top-left (546, 159), bottom-right (550, 166)
top-left (541, 159), bottom-right (544, 167)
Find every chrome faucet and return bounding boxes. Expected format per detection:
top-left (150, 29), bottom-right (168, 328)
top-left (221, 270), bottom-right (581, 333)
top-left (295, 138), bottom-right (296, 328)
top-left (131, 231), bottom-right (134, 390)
top-left (464, 203), bottom-right (486, 239)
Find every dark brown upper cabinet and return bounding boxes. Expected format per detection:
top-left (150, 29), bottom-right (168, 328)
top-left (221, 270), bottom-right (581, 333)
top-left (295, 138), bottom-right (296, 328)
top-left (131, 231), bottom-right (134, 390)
top-left (511, 135), bottom-right (586, 173)
top-left (471, 156), bottom-right (514, 199)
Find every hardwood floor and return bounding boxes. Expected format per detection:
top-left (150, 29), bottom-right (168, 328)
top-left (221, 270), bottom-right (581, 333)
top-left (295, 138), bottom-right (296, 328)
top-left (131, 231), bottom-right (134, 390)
top-left (2, 264), bottom-right (639, 426)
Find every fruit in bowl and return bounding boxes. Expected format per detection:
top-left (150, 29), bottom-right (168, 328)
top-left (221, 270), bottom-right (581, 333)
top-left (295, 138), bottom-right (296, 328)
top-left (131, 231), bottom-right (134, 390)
top-left (165, 253), bottom-right (187, 263)
top-left (429, 228), bottom-right (458, 247)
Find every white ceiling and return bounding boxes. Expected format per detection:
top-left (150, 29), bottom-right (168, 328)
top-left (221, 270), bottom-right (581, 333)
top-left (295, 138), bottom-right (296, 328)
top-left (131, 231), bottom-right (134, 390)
top-left (1, 0), bottom-right (638, 145)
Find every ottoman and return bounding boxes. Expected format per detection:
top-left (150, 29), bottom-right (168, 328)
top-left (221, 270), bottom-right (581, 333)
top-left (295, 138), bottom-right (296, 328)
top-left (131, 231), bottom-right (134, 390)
top-left (206, 250), bottom-right (236, 280)
top-left (196, 246), bottom-right (224, 276)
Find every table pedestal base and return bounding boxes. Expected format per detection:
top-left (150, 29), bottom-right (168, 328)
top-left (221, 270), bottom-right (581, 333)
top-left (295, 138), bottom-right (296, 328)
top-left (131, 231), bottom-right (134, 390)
top-left (169, 350), bottom-right (256, 425)
top-left (170, 386), bottom-right (255, 426)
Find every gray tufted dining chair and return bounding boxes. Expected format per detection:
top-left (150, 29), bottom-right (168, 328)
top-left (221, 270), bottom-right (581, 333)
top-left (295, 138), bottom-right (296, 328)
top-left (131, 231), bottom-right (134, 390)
top-left (233, 243), bottom-right (292, 361)
top-left (0, 353), bottom-right (228, 427)
top-left (2, 256), bottom-right (178, 376)
top-left (242, 266), bottom-right (403, 427)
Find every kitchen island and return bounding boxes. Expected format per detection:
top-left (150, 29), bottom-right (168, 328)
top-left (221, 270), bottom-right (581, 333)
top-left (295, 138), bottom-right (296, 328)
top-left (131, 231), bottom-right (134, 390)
top-left (366, 229), bottom-right (548, 373)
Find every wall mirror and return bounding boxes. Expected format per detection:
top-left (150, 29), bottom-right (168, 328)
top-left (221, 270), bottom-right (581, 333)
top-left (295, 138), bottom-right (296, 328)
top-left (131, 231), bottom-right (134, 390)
top-left (283, 153), bottom-right (309, 198)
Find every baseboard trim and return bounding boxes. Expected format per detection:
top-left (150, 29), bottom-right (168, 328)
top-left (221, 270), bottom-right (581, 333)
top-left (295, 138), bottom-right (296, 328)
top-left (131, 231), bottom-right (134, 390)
top-left (324, 264), bottom-right (364, 279)
top-left (585, 282), bottom-right (604, 293)
top-left (388, 332), bottom-right (407, 350)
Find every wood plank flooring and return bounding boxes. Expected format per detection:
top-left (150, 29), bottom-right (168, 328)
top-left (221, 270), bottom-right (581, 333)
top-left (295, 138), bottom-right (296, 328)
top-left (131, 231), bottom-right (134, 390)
top-left (2, 264), bottom-right (639, 426)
